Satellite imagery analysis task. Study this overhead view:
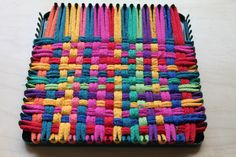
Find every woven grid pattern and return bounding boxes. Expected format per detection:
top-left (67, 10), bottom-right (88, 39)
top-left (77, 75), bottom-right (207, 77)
top-left (19, 3), bottom-right (207, 145)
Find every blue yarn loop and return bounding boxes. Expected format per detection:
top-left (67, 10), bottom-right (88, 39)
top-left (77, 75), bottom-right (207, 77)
top-left (20, 113), bottom-right (32, 121)
top-left (40, 121), bottom-right (52, 143)
top-left (164, 5), bottom-right (173, 42)
top-left (122, 135), bottom-right (131, 142)
top-left (33, 38), bottom-right (54, 46)
top-left (121, 4), bottom-right (128, 42)
top-left (76, 123), bottom-right (86, 142)
top-left (176, 133), bottom-right (186, 143)
top-left (40, 106), bottom-right (54, 142)
top-left (84, 4), bottom-right (94, 42)
top-left (33, 37), bottom-right (70, 46)
top-left (164, 114), bottom-right (206, 125)
top-left (54, 4), bottom-right (66, 42)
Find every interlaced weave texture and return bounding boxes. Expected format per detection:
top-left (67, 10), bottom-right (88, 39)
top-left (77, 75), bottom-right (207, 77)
top-left (19, 3), bottom-right (207, 145)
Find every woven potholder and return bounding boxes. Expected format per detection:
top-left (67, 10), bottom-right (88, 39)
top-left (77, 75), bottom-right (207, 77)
top-left (19, 3), bottom-right (207, 145)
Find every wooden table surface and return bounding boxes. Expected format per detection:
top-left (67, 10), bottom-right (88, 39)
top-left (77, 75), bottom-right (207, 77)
top-left (1, 0), bottom-right (236, 157)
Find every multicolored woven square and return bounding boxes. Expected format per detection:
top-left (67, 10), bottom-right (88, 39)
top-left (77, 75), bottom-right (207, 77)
top-left (19, 3), bottom-right (207, 145)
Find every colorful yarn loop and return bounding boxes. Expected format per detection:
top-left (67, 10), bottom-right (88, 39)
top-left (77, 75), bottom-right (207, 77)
top-left (19, 3), bottom-right (207, 145)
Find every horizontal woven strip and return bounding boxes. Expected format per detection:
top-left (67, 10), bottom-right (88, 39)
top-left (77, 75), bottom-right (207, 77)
top-left (19, 3), bottom-right (207, 145)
